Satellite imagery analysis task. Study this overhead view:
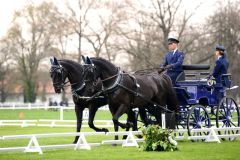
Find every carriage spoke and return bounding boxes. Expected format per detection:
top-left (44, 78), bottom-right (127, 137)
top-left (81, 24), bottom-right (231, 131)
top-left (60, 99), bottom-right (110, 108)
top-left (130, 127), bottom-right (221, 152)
top-left (190, 114), bottom-right (197, 124)
top-left (229, 99), bottom-right (233, 110)
top-left (229, 121), bottom-right (237, 127)
top-left (219, 110), bottom-right (226, 118)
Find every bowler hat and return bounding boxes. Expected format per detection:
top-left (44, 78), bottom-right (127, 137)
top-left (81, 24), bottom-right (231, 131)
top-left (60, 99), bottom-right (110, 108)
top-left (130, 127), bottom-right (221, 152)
top-left (216, 44), bottom-right (225, 52)
top-left (168, 37), bottom-right (179, 44)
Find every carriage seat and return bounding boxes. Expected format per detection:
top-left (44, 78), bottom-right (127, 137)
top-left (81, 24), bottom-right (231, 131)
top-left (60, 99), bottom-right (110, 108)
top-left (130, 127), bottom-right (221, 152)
top-left (176, 64), bottom-right (210, 83)
top-left (182, 64), bottom-right (210, 70)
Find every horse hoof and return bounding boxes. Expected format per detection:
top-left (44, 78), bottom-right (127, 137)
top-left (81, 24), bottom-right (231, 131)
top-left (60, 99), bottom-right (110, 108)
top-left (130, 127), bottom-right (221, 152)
top-left (127, 122), bottom-right (134, 128)
top-left (73, 140), bottom-right (77, 144)
top-left (122, 135), bottom-right (127, 140)
top-left (101, 128), bottom-right (109, 132)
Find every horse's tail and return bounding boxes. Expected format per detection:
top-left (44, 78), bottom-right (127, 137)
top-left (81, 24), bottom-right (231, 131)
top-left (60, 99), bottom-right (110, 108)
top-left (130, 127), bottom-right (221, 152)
top-left (162, 74), bottom-right (178, 112)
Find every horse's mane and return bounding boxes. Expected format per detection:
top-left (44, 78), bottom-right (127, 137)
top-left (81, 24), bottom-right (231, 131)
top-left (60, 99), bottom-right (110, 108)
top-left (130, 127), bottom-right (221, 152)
top-left (59, 59), bottom-right (83, 72)
top-left (90, 57), bottom-right (118, 72)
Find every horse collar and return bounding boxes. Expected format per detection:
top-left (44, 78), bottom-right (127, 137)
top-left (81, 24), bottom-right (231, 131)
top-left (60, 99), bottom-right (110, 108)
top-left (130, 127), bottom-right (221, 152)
top-left (102, 69), bottom-right (123, 93)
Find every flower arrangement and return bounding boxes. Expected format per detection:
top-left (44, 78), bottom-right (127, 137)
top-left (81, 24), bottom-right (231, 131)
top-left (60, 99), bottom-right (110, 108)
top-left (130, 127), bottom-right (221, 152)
top-left (140, 125), bottom-right (178, 152)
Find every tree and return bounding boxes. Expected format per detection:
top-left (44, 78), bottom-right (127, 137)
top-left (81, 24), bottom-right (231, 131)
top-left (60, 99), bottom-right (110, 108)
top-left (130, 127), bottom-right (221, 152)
top-left (115, 0), bottom-right (199, 70)
top-left (65, 0), bottom-right (96, 63)
top-left (0, 39), bottom-right (11, 102)
top-left (84, 0), bottom-right (131, 61)
top-left (4, 2), bottom-right (60, 102)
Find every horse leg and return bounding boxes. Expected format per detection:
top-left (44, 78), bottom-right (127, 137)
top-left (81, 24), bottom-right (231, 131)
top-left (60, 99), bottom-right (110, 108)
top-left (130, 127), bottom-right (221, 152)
top-left (153, 97), bottom-right (165, 126)
top-left (123, 109), bottom-right (137, 139)
top-left (138, 107), bottom-right (149, 127)
top-left (88, 103), bottom-right (109, 132)
top-left (112, 104), bottom-right (131, 129)
top-left (108, 105), bottom-right (119, 145)
top-left (73, 106), bottom-right (84, 144)
top-left (128, 109), bottom-right (138, 131)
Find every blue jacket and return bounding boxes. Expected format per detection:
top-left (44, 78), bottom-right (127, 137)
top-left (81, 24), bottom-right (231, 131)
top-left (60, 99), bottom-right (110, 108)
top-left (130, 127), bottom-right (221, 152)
top-left (210, 56), bottom-right (229, 83)
top-left (162, 49), bottom-right (184, 72)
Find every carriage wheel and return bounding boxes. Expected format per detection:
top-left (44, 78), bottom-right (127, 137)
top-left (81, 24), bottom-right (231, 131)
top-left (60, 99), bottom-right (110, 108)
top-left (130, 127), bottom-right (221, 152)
top-left (216, 97), bottom-right (240, 140)
top-left (187, 105), bottom-right (211, 141)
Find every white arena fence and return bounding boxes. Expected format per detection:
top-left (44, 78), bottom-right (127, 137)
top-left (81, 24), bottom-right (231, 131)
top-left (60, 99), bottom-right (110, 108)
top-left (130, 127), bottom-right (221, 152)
top-left (0, 103), bottom-right (109, 121)
top-left (0, 119), bottom-right (128, 128)
top-left (0, 127), bottom-right (240, 154)
top-left (0, 102), bottom-right (109, 110)
top-left (0, 131), bottom-right (142, 154)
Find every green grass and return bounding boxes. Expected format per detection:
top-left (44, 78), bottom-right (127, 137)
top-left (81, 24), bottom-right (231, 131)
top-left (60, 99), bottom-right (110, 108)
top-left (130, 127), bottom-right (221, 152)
top-left (0, 109), bottom-right (127, 120)
top-left (0, 110), bottom-right (240, 160)
top-left (1, 143), bottom-right (239, 160)
top-left (0, 126), bottom-right (240, 160)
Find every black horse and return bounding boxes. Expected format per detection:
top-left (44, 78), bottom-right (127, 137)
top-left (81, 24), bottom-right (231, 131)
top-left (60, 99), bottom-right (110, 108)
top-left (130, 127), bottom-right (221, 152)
top-left (50, 57), bottom-right (111, 143)
top-left (49, 57), bottom-right (140, 143)
top-left (81, 56), bottom-right (178, 131)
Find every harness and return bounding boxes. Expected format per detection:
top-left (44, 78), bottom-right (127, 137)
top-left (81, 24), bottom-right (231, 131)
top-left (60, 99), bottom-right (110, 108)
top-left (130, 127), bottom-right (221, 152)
top-left (102, 69), bottom-right (123, 94)
top-left (50, 63), bottom-right (96, 100)
top-left (87, 69), bottom-right (175, 114)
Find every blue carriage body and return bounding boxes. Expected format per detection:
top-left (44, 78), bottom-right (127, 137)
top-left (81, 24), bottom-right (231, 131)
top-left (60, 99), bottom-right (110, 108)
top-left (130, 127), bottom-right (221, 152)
top-left (175, 81), bottom-right (225, 106)
top-left (174, 64), bottom-right (230, 107)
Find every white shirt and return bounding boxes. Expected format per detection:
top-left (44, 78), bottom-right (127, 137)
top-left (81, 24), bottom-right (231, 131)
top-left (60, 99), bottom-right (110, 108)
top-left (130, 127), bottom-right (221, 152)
top-left (172, 48), bottom-right (178, 55)
top-left (217, 55), bottom-right (222, 60)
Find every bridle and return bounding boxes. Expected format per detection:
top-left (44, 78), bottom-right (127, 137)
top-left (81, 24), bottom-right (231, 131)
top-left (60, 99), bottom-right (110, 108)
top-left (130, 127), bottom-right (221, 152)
top-left (71, 64), bottom-right (97, 98)
top-left (50, 64), bottom-right (70, 91)
top-left (50, 63), bottom-right (98, 99)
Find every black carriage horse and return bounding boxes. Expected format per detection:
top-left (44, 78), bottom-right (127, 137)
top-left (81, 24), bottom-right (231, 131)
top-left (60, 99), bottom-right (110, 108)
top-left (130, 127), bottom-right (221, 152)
top-left (81, 56), bottom-right (178, 130)
top-left (49, 57), bottom-right (139, 143)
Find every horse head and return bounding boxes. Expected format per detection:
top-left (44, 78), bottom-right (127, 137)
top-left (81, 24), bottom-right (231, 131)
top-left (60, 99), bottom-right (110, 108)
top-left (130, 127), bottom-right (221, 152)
top-left (49, 57), bottom-right (68, 93)
top-left (50, 56), bottom-right (97, 97)
top-left (81, 56), bottom-right (103, 94)
top-left (82, 56), bottom-right (120, 92)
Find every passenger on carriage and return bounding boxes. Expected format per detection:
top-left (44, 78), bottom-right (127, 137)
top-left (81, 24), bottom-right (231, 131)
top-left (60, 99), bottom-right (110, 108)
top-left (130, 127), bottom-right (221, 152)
top-left (160, 37), bottom-right (185, 85)
top-left (208, 44), bottom-right (229, 84)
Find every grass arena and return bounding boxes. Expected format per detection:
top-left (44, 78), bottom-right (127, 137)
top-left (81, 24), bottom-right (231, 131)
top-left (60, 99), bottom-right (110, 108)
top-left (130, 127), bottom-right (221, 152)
top-left (0, 108), bottom-right (239, 160)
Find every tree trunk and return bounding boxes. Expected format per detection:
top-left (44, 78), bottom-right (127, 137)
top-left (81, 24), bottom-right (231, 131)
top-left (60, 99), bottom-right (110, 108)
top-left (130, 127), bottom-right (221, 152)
top-left (23, 80), bottom-right (36, 103)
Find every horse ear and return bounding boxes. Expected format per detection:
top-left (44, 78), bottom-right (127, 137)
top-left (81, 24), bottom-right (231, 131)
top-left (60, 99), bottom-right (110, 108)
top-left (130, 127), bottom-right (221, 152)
top-left (82, 56), bottom-right (93, 65)
top-left (86, 56), bottom-right (93, 65)
top-left (52, 57), bottom-right (60, 66)
top-left (50, 57), bottom-right (54, 65)
top-left (81, 55), bottom-right (87, 64)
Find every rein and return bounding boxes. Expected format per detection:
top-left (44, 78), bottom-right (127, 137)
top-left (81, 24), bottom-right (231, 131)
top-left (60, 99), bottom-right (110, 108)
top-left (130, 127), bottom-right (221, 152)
top-left (86, 69), bottom-right (123, 101)
top-left (101, 74), bottom-right (118, 82)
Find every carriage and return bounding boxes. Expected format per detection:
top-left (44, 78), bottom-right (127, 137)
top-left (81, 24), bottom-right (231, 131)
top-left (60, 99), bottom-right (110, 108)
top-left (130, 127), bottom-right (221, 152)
top-left (170, 64), bottom-right (240, 137)
top-left (50, 57), bottom-right (240, 142)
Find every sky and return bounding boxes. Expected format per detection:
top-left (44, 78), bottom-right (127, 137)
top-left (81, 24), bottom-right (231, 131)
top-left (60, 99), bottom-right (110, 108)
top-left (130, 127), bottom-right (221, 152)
top-left (0, 0), bottom-right (27, 37)
top-left (0, 0), bottom-right (218, 38)
top-left (0, 0), bottom-right (55, 37)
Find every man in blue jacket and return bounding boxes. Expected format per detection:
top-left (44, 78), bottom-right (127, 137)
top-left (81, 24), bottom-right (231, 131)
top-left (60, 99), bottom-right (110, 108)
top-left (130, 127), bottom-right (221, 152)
top-left (161, 37), bottom-right (184, 85)
top-left (209, 44), bottom-right (229, 84)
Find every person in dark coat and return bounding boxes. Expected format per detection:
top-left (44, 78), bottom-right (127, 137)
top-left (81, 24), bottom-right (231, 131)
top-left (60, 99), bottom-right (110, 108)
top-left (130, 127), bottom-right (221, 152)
top-left (161, 37), bottom-right (184, 85)
top-left (209, 44), bottom-right (229, 84)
